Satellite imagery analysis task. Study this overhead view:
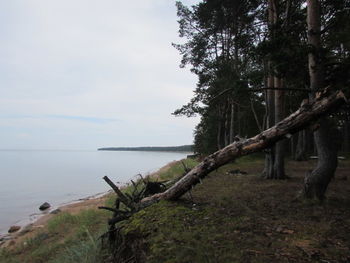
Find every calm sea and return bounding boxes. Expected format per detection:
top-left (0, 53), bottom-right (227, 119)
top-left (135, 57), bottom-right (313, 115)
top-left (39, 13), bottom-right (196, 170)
top-left (0, 150), bottom-right (189, 235)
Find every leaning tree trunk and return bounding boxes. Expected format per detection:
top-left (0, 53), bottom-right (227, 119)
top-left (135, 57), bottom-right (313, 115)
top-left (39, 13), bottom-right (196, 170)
top-left (304, 118), bottom-right (340, 200)
top-left (142, 90), bottom-right (346, 203)
top-left (102, 90), bottom-right (346, 263)
top-left (304, 0), bottom-right (339, 200)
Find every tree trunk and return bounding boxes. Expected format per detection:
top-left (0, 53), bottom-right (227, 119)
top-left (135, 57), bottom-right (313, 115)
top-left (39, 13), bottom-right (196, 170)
top-left (290, 134), bottom-right (296, 159)
top-left (263, 0), bottom-right (278, 179)
top-left (274, 77), bottom-right (286, 179)
top-left (224, 102), bottom-right (230, 146)
top-left (229, 102), bottom-right (235, 143)
top-left (295, 130), bottom-right (308, 161)
top-left (344, 120), bottom-right (350, 153)
top-left (217, 120), bottom-right (222, 150)
top-left (304, 0), bottom-right (339, 200)
top-left (263, 75), bottom-right (275, 179)
top-left (304, 119), bottom-right (339, 200)
top-left (142, 90), bottom-right (345, 203)
top-left (237, 105), bottom-right (241, 136)
top-left (251, 99), bottom-right (262, 132)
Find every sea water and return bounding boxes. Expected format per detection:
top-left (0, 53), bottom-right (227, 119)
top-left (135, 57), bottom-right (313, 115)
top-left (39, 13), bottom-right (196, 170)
top-left (0, 150), bottom-right (189, 235)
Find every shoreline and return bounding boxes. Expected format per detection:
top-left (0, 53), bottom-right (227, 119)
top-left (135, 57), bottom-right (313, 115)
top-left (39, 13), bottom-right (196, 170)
top-left (0, 159), bottom-right (183, 248)
top-left (0, 191), bottom-right (113, 248)
top-left (1, 191), bottom-right (110, 235)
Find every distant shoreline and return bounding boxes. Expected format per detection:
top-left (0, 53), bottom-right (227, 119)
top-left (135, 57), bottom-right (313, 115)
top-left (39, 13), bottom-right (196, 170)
top-left (98, 145), bottom-right (193, 152)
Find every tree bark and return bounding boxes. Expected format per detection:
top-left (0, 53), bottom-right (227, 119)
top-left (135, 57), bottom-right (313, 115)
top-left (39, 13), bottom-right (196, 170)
top-left (295, 130), bottom-right (308, 161)
top-left (290, 134), bottom-right (295, 159)
top-left (251, 99), bottom-right (262, 132)
top-left (229, 101), bottom-right (235, 143)
top-left (237, 105), bottom-right (241, 135)
top-left (274, 77), bottom-right (286, 179)
top-left (263, 0), bottom-right (278, 179)
top-left (304, 119), bottom-right (340, 200)
top-left (304, 0), bottom-right (340, 200)
top-left (263, 75), bottom-right (275, 179)
top-left (224, 102), bottom-right (230, 146)
top-left (344, 119), bottom-right (350, 153)
top-left (217, 107), bottom-right (223, 150)
top-left (142, 90), bottom-right (346, 203)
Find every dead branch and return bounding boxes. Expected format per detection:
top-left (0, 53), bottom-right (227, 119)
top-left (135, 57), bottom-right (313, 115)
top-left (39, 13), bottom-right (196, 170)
top-left (103, 176), bottom-right (136, 210)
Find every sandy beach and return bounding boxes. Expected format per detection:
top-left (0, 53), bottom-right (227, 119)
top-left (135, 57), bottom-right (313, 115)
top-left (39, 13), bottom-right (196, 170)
top-left (0, 192), bottom-right (112, 249)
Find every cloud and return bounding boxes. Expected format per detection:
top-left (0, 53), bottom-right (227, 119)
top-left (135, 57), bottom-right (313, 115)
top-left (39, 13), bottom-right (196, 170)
top-left (46, 115), bottom-right (120, 124)
top-left (17, 133), bottom-right (30, 138)
top-left (0, 0), bottom-right (200, 149)
top-left (0, 114), bottom-right (120, 124)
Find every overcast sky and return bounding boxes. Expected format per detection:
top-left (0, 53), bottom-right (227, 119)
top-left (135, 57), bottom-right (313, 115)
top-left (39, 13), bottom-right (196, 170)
top-left (0, 0), bottom-right (200, 150)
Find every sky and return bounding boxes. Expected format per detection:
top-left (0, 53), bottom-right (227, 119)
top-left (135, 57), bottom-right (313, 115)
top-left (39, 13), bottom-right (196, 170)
top-left (0, 0), bottom-right (200, 150)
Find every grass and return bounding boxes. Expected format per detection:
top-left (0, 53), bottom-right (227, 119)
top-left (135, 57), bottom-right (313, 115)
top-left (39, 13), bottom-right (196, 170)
top-left (116, 155), bottom-right (350, 263)
top-left (0, 195), bottom-right (115, 263)
top-left (0, 158), bottom-right (195, 263)
top-left (49, 228), bottom-right (101, 263)
top-left (155, 158), bottom-right (198, 181)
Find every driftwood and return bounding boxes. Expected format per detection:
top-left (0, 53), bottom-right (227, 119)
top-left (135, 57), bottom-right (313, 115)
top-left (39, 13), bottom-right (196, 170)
top-left (100, 175), bottom-right (169, 262)
top-left (100, 175), bottom-right (167, 225)
top-left (142, 89), bottom-right (346, 203)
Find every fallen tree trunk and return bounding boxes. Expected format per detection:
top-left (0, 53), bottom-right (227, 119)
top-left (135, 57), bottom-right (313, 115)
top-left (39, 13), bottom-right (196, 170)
top-left (142, 89), bottom-right (346, 203)
top-left (101, 90), bottom-right (347, 261)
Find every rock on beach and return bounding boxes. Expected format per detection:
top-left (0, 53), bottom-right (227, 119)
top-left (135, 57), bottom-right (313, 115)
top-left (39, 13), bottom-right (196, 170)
top-left (39, 202), bottom-right (51, 211)
top-left (8, 226), bottom-right (21, 233)
top-left (50, 209), bottom-right (61, 214)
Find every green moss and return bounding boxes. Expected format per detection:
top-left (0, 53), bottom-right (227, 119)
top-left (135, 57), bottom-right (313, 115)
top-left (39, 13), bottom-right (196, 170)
top-left (118, 200), bottom-right (247, 263)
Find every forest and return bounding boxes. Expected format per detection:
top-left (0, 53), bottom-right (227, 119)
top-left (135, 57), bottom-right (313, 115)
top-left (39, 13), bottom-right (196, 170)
top-left (170, 0), bottom-right (349, 199)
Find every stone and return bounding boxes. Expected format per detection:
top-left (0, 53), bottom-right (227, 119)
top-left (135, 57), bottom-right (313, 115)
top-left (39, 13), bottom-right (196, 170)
top-left (0, 235), bottom-right (12, 241)
top-left (50, 209), bottom-right (61, 214)
top-left (8, 225), bottom-right (21, 233)
top-left (19, 224), bottom-right (33, 236)
top-left (39, 202), bottom-right (51, 211)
